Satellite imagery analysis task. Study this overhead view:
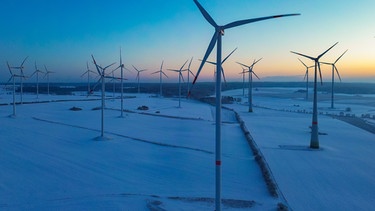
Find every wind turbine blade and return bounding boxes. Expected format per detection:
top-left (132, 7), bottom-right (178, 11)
top-left (91, 78), bottom-right (102, 91)
top-left (317, 62), bottom-right (323, 85)
top-left (21, 56), bottom-right (28, 66)
top-left (193, 32), bottom-right (218, 84)
top-left (205, 60), bottom-right (216, 65)
top-left (291, 51), bottom-right (315, 61)
top-left (180, 72), bottom-right (185, 82)
top-left (223, 13), bottom-right (300, 29)
top-left (188, 57), bottom-right (193, 70)
top-left (160, 60), bottom-right (164, 71)
top-left (298, 58), bottom-right (308, 68)
top-left (103, 62), bottom-right (116, 70)
top-left (334, 66), bottom-right (342, 82)
top-left (222, 47), bottom-right (237, 64)
top-left (252, 58), bottom-right (263, 66)
top-left (119, 47), bottom-right (122, 65)
top-left (317, 42), bottom-right (338, 59)
top-left (6, 76), bottom-right (13, 84)
top-left (30, 71), bottom-right (37, 78)
top-left (180, 59), bottom-right (189, 71)
top-left (334, 49), bottom-right (348, 64)
top-left (236, 61), bottom-right (250, 68)
top-left (162, 71), bottom-right (169, 78)
top-left (80, 71), bottom-right (88, 77)
top-left (253, 71), bottom-right (261, 80)
top-left (151, 70), bottom-right (159, 74)
top-left (188, 69), bottom-right (196, 77)
top-left (303, 70), bottom-right (308, 81)
top-left (221, 67), bottom-right (227, 84)
top-left (132, 65), bottom-right (139, 72)
top-left (6, 61), bottom-right (12, 74)
top-left (91, 55), bottom-right (102, 75)
top-left (193, 0), bottom-right (218, 27)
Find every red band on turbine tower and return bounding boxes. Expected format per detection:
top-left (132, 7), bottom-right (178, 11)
top-left (216, 160), bottom-right (221, 166)
top-left (312, 121), bottom-right (318, 125)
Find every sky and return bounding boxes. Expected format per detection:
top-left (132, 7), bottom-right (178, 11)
top-left (1, 0), bottom-right (375, 83)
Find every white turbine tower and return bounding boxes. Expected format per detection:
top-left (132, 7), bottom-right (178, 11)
top-left (44, 65), bottom-right (54, 96)
top-left (291, 42), bottom-right (338, 149)
top-left (298, 58), bottom-right (314, 100)
top-left (321, 49), bottom-right (348, 109)
top-left (81, 62), bottom-right (96, 95)
top-left (133, 65), bottom-right (147, 94)
top-left (10, 56), bottom-right (28, 104)
top-left (91, 55), bottom-right (116, 139)
top-left (237, 58), bottom-right (262, 112)
top-left (30, 61), bottom-right (45, 100)
top-left (191, 0), bottom-right (299, 209)
top-left (168, 60), bottom-right (188, 108)
top-left (6, 61), bottom-right (25, 117)
top-left (151, 60), bottom-right (168, 98)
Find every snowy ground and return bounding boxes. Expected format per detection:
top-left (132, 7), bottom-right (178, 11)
top-left (1, 87), bottom-right (374, 210)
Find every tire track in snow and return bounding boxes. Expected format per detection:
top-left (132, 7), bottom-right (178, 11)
top-left (32, 117), bottom-right (213, 154)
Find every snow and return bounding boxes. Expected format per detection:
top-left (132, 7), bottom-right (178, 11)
top-left (1, 87), bottom-right (374, 210)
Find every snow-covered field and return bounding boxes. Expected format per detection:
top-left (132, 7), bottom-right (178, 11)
top-left (1, 86), bottom-right (374, 210)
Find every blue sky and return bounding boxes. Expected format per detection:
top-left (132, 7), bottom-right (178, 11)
top-left (1, 0), bottom-right (375, 83)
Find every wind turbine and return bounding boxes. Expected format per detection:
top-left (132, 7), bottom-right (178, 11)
top-left (191, 0), bottom-right (299, 209)
top-left (291, 42), bottom-right (338, 149)
top-left (321, 49), bottom-right (348, 109)
top-left (203, 47), bottom-right (238, 85)
top-left (91, 55), bottom-right (116, 138)
top-left (151, 60), bottom-right (168, 97)
top-left (168, 60), bottom-right (188, 108)
top-left (117, 47), bottom-right (128, 118)
top-left (237, 58), bottom-right (262, 112)
top-left (6, 61), bottom-right (25, 117)
top-left (238, 66), bottom-right (247, 97)
top-left (81, 62), bottom-right (96, 95)
top-left (44, 65), bottom-right (54, 95)
top-left (10, 56), bottom-right (28, 104)
top-left (30, 61), bottom-right (45, 100)
top-left (186, 57), bottom-right (195, 96)
top-left (298, 58), bottom-right (314, 100)
top-left (133, 65), bottom-right (147, 94)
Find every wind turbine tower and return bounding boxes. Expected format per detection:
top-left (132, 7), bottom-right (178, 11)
top-left (168, 60), bottom-right (188, 108)
top-left (191, 0), bottom-right (300, 209)
top-left (91, 55), bottom-right (116, 138)
top-left (291, 42), bottom-right (338, 149)
top-left (133, 65), bottom-right (147, 94)
top-left (6, 61), bottom-right (25, 117)
top-left (239, 67), bottom-right (246, 97)
top-left (30, 61), bottom-right (45, 100)
top-left (298, 58), bottom-right (314, 100)
top-left (321, 50), bottom-right (348, 109)
top-left (237, 58), bottom-right (262, 112)
top-left (44, 65), bottom-right (54, 95)
top-left (10, 57), bottom-right (28, 104)
top-left (151, 60), bottom-right (168, 97)
top-left (81, 62), bottom-right (96, 95)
